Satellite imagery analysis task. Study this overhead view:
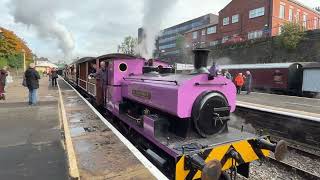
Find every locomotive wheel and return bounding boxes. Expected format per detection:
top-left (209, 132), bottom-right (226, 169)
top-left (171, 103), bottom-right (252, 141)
top-left (192, 92), bottom-right (230, 137)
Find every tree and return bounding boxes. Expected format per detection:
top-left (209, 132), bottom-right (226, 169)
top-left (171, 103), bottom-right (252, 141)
top-left (276, 22), bottom-right (305, 50)
top-left (315, 7), bottom-right (320, 13)
top-left (176, 34), bottom-right (192, 64)
top-left (117, 36), bottom-right (138, 55)
top-left (0, 27), bottom-right (33, 65)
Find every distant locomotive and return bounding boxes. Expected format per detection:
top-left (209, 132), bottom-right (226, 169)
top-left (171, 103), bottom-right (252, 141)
top-left (64, 49), bottom-right (287, 180)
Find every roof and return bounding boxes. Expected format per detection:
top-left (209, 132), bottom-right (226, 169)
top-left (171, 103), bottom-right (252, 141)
top-left (175, 62), bottom-right (305, 71)
top-left (160, 13), bottom-right (218, 32)
top-left (288, 0), bottom-right (320, 15)
top-left (76, 57), bottom-right (95, 64)
top-left (219, 63), bottom-right (300, 69)
top-left (303, 62), bottom-right (320, 69)
top-left (96, 53), bottom-right (137, 61)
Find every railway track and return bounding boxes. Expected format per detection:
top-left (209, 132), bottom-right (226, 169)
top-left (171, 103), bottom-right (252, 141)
top-left (268, 137), bottom-right (320, 180)
top-left (268, 157), bottom-right (320, 180)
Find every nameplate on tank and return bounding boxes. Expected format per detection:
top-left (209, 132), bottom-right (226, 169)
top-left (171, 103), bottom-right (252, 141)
top-left (132, 89), bottom-right (151, 99)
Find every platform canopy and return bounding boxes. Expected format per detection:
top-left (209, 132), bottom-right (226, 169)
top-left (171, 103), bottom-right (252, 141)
top-left (36, 61), bottom-right (58, 68)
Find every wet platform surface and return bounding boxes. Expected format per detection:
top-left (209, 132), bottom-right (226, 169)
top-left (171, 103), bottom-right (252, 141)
top-left (0, 77), bottom-right (67, 180)
top-left (237, 92), bottom-right (320, 119)
top-left (58, 79), bottom-right (156, 180)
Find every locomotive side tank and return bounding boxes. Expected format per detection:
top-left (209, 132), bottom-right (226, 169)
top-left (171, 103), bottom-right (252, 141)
top-left (121, 49), bottom-right (236, 138)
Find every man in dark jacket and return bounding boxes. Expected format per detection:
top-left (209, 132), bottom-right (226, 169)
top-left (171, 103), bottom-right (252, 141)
top-left (25, 63), bottom-right (40, 105)
top-left (51, 68), bottom-right (58, 87)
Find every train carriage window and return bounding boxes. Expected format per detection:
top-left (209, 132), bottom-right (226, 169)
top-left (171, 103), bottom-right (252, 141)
top-left (119, 63), bottom-right (127, 72)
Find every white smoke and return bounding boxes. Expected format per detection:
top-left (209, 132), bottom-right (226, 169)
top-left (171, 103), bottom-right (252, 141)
top-left (8, 0), bottom-right (75, 58)
top-left (137, 0), bottom-right (179, 59)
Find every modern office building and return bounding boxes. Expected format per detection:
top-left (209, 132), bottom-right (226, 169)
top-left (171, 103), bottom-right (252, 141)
top-left (138, 14), bottom-right (219, 61)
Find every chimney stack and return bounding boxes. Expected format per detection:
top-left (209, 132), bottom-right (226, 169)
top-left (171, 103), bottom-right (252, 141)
top-left (191, 48), bottom-right (210, 74)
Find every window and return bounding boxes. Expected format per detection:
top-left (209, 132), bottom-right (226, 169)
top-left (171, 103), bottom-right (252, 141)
top-left (232, 14), bottom-right (239, 23)
top-left (303, 14), bottom-right (307, 28)
top-left (279, 5), bottom-right (285, 19)
top-left (207, 26), bottom-right (217, 34)
top-left (200, 42), bottom-right (206, 48)
top-left (209, 41), bottom-right (219, 47)
top-left (249, 7), bottom-right (265, 19)
top-left (296, 11), bottom-right (300, 22)
top-left (314, 17), bottom-right (318, 29)
top-left (223, 17), bottom-right (230, 26)
top-left (159, 43), bottom-right (176, 50)
top-left (289, 9), bottom-right (293, 21)
top-left (222, 36), bottom-right (229, 43)
top-left (159, 36), bottom-right (176, 44)
top-left (202, 30), bottom-right (206, 36)
top-left (248, 30), bottom-right (263, 40)
top-left (278, 26), bottom-right (283, 35)
top-left (193, 31), bottom-right (198, 39)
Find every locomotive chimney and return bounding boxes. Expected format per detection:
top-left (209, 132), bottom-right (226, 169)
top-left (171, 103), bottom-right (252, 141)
top-left (192, 48), bottom-right (210, 74)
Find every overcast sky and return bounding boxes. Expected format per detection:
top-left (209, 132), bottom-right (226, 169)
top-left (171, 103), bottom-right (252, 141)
top-left (0, 0), bottom-right (319, 62)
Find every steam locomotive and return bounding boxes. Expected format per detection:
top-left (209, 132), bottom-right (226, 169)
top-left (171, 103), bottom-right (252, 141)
top-left (64, 49), bottom-right (287, 180)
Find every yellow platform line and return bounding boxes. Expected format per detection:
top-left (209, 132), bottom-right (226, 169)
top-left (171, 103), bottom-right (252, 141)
top-left (57, 79), bottom-right (80, 180)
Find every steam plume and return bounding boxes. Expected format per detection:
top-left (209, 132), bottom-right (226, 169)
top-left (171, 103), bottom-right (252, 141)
top-left (138, 0), bottom-right (178, 59)
top-left (8, 0), bottom-right (75, 57)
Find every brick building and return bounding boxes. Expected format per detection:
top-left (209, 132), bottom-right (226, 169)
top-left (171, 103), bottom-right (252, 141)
top-left (184, 0), bottom-right (320, 50)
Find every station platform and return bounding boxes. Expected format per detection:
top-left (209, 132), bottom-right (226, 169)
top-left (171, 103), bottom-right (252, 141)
top-left (236, 92), bottom-right (320, 121)
top-left (58, 79), bottom-right (164, 179)
top-left (0, 77), bottom-right (68, 180)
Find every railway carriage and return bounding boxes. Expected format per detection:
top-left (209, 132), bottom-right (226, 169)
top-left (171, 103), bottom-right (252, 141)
top-left (219, 63), bottom-right (304, 95)
top-left (65, 50), bottom-right (287, 180)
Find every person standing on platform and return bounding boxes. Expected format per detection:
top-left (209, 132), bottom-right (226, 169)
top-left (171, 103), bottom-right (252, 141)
top-left (51, 68), bottom-right (58, 87)
top-left (0, 66), bottom-right (8, 100)
top-left (245, 71), bottom-right (253, 94)
top-left (234, 73), bottom-right (244, 94)
top-left (25, 63), bottom-right (40, 105)
top-left (223, 69), bottom-right (232, 80)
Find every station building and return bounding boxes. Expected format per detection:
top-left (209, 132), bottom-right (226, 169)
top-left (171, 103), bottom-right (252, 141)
top-left (184, 0), bottom-right (320, 50)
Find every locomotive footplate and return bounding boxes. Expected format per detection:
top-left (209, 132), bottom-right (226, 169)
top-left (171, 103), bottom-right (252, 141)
top-left (155, 127), bottom-right (286, 180)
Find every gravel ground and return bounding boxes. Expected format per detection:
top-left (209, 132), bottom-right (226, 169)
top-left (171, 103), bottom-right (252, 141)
top-left (229, 114), bottom-right (320, 179)
top-left (236, 159), bottom-right (309, 180)
top-left (282, 149), bottom-right (320, 177)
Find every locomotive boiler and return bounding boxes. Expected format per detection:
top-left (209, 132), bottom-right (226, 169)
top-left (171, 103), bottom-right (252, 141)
top-left (65, 49), bottom-right (288, 180)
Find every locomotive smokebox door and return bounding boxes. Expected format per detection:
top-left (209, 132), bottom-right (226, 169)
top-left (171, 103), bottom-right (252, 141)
top-left (192, 91), bottom-right (230, 137)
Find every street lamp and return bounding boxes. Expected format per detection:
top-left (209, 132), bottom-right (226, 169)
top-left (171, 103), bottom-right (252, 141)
top-left (21, 49), bottom-right (26, 71)
top-left (0, 29), bottom-right (3, 40)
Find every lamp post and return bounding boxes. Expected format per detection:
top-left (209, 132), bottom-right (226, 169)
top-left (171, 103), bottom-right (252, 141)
top-left (0, 29), bottom-right (3, 40)
top-left (22, 49), bottom-right (26, 71)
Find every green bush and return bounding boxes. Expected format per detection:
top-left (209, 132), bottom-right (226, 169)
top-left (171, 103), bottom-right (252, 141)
top-left (275, 22), bottom-right (305, 50)
top-left (0, 57), bottom-right (8, 68)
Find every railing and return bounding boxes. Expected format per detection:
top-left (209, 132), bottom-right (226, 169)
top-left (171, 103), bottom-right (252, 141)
top-left (123, 77), bottom-right (178, 85)
top-left (87, 82), bottom-right (96, 97)
top-left (78, 78), bottom-right (87, 91)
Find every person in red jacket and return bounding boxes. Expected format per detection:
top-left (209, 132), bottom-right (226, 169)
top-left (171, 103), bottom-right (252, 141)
top-left (234, 73), bottom-right (244, 94)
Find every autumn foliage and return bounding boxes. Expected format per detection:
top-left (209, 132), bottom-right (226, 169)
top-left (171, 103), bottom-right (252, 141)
top-left (0, 27), bottom-right (33, 68)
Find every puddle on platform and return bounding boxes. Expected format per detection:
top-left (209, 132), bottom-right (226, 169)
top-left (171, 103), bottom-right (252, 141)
top-left (43, 95), bottom-right (54, 98)
top-left (75, 140), bottom-right (92, 153)
top-left (70, 127), bottom-right (86, 137)
top-left (69, 113), bottom-right (84, 123)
